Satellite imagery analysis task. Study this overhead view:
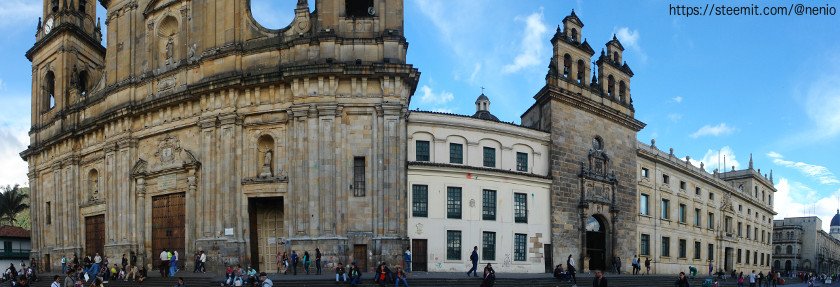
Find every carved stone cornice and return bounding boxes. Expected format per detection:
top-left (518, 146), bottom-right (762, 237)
top-left (535, 85), bottom-right (645, 132)
top-left (218, 114), bottom-right (241, 126)
top-left (198, 116), bottom-right (217, 129)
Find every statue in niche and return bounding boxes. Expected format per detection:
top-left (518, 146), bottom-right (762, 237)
top-left (90, 176), bottom-right (99, 201)
top-left (165, 37), bottom-right (174, 65)
top-left (259, 149), bottom-right (273, 178)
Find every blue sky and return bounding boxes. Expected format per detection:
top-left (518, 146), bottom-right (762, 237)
top-left (0, 1), bottom-right (838, 229)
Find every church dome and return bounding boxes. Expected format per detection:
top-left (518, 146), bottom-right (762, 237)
top-left (472, 93), bottom-right (500, 122)
top-left (831, 210), bottom-right (840, 227)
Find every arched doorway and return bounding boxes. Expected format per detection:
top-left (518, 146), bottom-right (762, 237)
top-left (774, 260), bottom-right (781, 270)
top-left (586, 215), bottom-right (607, 271)
top-left (785, 260), bottom-right (792, 272)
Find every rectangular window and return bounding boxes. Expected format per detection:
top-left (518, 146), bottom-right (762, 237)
top-left (708, 212), bottom-right (715, 229)
top-left (482, 189), bottom-right (497, 221)
top-left (737, 249), bottom-right (742, 263)
top-left (679, 239), bottom-right (687, 258)
top-left (640, 234), bottom-right (650, 256)
top-left (514, 193), bottom-right (528, 223)
top-left (747, 224), bottom-right (751, 239)
top-left (449, 143), bottom-right (463, 164)
top-left (679, 204), bottom-right (686, 223)
top-left (514, 233), bottom-right (527, 261)
top-left (482, 232), bottom-right (496, 261)
top-left (353, 157), bottom-right (366, 196)
top-left (761, 253), bottom-right (764, 266)
top-left (662, 237), bottom-right (671, 257)
top-left (46, 201), bottom-right (51, 225)
top-left (641, 168), bottom-right (649, 178)
top-left (415, 140), bottom-right (430, 161)
top-left (447, 187), bottom-right (462, 219)
top-left (663, 174), bottom-right (670, 184)
top-left (661, 199), bottom-right (670, 219)
top-left (412, 185), bottom-right (428, 217)
top-left (738, 222), bottom-right (743, 237)
top-left (695, 186), bottom-right (701, 196)
top-left (640, 194), bottom-right (649, 215)
top-left (755, 228), bottom-right (758, 241)
top-left (709, 192), bottom-right (715, 200)
top-left (680, 181), bottom-right (686, 190)
top-left (753, 250), bottom-right (757, 264)
top-left (516, 152), bottom-right (528, 172)
top-left (483, 147), bottom-right (496, 168)
top-left (725, 217), bottom-right (732, 234)
top-left (446, 230), bottom-right (462, 260)
top-left (746, 250), bottom-right (750, 264)
top-left (694, 241), bottom-right (701, 260)
top-left (708, 244), bottom-right (714, 261)
top-left (694, 208), bottom-right (701, 226)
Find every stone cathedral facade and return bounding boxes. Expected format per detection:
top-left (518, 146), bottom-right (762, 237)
top-left (23, 0), bottom-right (775, 275)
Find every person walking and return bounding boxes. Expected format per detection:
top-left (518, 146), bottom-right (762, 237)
top-left (632, 255), bottom-right (639, 275)
top-left (159, 249), bottom-right (169, 278)
top-left (757, 271), bottom-right (764, 287)
top-left (290, 251), bottom-right (299, 275)
top-left (394, 266), bottom-right (408, 287)
top-left (61, 255), bottom-right (67, 274)
top-left (50, 275), bottom-right (61, 287)
top-left (120, 254), bottom-right (128, 274)
top-left (466, 246), bottom-right (479, 277)
top-left (615, 257), bottom-right (621, 274)
top-left (675, 272), bottom-right (690, 287)
top-left (315, 248), bottom-right (322, 275)
top-left (302, 251), bottom-right (311, 275)
top-left (169, 250), bottom-right (178, 276)
top-left (567, 254), bottom-right (577, 284)
top-left (274, 251), bottom-right (283, 274)
top-left (737, 272), bottom-right (745, 287)
top-left (749, 270), bottom-right (757, 287)
top-left (403, 247), bottom-right (412, 273)
top-left (63, 270), bottom-right (74, 287)
top-left (593, 270), bottom-right (608, 287)
top-left (644, 257), bottom-right (651, 275)
top-left (349, 262), bottom-right (362, 286)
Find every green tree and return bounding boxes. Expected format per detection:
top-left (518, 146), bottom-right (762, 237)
top-left (0, 185), bottom-right (30, 227)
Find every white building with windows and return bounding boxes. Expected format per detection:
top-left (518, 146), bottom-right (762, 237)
top-left (406, 94), bottom-right (553, 273)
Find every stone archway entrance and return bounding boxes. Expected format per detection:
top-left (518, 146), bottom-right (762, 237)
top-left (585, 215), bottom-right (607, 271)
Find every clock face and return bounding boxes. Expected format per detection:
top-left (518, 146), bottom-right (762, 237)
top-left (44, 18), bottom-right (54, 34)
top-left (367, 7), bottom-right (375, 16)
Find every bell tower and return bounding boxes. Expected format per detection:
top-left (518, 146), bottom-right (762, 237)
top-left (27, 0), bottom-right (105, 127)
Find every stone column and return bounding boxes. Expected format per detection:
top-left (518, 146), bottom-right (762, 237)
top-left (318, 105), bottom-right (337, 235)
top-left (28, 171), bottom-right (40, 257)
top-left (135, 178), bottom-right (146, 266)
top-left (198, 117), bottom-right (216, 238)
top-left (218, 113), bottom-right (239, 239)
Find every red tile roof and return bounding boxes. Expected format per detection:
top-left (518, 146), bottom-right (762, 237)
top-left (0, 226), bottom-right (30, 239)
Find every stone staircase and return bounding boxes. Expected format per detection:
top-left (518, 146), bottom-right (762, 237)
top-left (26, 274), bottom-right (773, 287)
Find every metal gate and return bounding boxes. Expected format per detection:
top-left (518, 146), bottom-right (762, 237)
top-left (152, 193), bottom-right (186, 270)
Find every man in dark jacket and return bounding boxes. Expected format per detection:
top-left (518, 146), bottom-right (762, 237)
top-left (675, 272), bottom-right (690, 287)
top-left (467, 246), bottom-right (479, 277)
top-left (592, 270), bottom-right (608, 287)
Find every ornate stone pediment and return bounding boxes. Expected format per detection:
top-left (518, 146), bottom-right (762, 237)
top-left (579, 148), bottom-right (616, 183)
top-left (720, 192), bottom-right (735, 212)
top-left (143, 0), bottom-right (182, 17)
top-left (583, 181), bottom-right (613, 205)
top-left (130, 135), bottom-right (200, 176)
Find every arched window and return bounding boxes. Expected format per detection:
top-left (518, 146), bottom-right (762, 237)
top-left (786, 245), bottom-right (793, 254)
top-left (618, 81), bottom-right (626, 103)
top-left (257, 135), bottom-right (275, 177)
top-left (775, 245), bottom-right (781, 254)
top-left (79, 0), bottom-right (87, 13)
top-left (45, 71), bottom-right (56, 110)
top-left (576, 60), bottom-right (585, 83)
top-left (51, 0), bottom-right (59, 13)
top-left (613, 51), bottom-right (620, 63)
top-left (562, 54), bottom-right (572, 78)
top-left (570, 28), bottom-right (578, 42)
top-left (607, 75), bottom-right (615, 97)
top-left (78, 70), bottom-right (89, 96)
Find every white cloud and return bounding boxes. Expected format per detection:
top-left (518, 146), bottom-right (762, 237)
top-left (0, 123), bottom-right (29, 187)
top-left (774, 178), bottom-right (840, 231)
top-left (690, 123), bottom-right (735, 138)
top-left (502, 9), bottom-right (548, 74)
top-left (672, 96), bottom-right (683, 103)
top-left (688, 146), bottom-right (741, 173)
top-left (419, 85), bottom-right (454, 105)
top-left (767, 152), bottom-right (839, 185)
top-left (0, 0), bottom-right (39, 29)
top-left (667, 113), bottom-right (682, 122)
top-left (415, 0), bottom-right (453, 41)
top-left (468, 63), bottom-right (482, 84)
top-left (614, 27), bottom-right (648, 64)
top-left (803, 69), bottom-right (840, 139)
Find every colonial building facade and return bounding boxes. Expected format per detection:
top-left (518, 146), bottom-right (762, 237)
top-left (772, 215), bottom-right (840, 275)
top-left (23, 0), bottom-right (417, 272)
top-left (23, 0), bottom-right (776, 274)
